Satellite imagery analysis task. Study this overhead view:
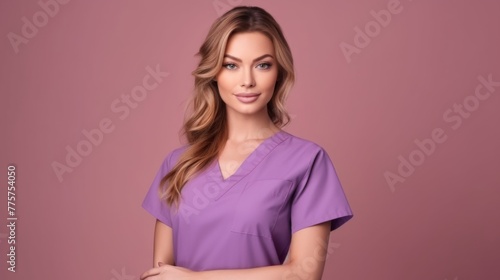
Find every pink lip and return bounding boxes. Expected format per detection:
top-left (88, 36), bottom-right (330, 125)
top-left (234, 92), bottom-right (260, 97)
top-left (234, 93), bottom-right (260, 103)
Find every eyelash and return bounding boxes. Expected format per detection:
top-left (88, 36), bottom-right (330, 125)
top-left (222, 62), bottom-right (273, 70)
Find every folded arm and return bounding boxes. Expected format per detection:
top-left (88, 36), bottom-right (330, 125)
top-left (153, 219), bottom-right (175, 267)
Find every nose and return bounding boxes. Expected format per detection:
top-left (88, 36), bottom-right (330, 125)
top-left (241, 67), bottom-right (255, 87)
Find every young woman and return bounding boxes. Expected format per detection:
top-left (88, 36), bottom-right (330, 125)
top-left (140, 6), bottom-right (353, 280)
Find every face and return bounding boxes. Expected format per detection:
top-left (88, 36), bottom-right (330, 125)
top-left (215, 31), bottom-right (278, 118)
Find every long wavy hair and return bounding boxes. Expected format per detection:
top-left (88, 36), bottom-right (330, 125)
top-left (159, 6), bottom-right (295, 210)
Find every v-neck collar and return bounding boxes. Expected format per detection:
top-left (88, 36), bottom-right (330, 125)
top-left (205, 130), bottom-right (290, 201)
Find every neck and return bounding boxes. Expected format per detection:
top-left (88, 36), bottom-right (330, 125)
top-left (225, 108), bottom-right (281, 142)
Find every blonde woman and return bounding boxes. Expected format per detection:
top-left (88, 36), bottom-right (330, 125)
top-left (140, 6), bottom-right (353, 280)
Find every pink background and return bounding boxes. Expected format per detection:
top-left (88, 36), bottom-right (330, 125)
top-left (1, 0), bottom-right (499, 279)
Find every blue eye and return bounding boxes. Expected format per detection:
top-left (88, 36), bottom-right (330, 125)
top-left (222, 62), bottom-right (273, 70)
top-left (257, 62), bottom-right (272, 70)
top-left (223, 63), bottom-right (237, 70)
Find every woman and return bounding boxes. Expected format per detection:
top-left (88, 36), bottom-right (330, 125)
top-left (140, 6), bottom-right (353, 280)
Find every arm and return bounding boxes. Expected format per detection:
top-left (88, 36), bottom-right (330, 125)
top-left (153, 219), bottom-right (175, 267)
top-left (197, 221), bottom-right (332, 280)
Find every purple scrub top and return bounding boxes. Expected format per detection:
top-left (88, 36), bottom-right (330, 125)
top-left (142, 130), bottom-right (353, 271)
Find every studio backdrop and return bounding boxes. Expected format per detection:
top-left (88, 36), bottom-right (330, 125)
top-left (1, 0), bottom-right (499, 279)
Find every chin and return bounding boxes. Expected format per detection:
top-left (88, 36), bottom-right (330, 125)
top-left (228, 103), bottom-right (268, 116)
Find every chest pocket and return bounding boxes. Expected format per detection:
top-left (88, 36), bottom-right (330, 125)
top-left (230, 179), bottom-right (293, 239)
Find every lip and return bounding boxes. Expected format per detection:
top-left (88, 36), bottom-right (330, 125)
top-left (234, 92), bottom-right (260, 104)
top-left (234, 92), bottom-right (260, 97)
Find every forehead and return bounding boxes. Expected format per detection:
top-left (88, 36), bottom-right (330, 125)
top-left (225, 31), bottom-right (275, 58)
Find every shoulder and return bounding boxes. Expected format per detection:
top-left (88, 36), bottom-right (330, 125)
top-left (280, 131), bottom-right (328, 157)
top-left (158, 145), bottom-right (189, 171)
top-left (152, 145), bottom-right (189, 177)
top-left (270, 131), bottom-right (335, 174)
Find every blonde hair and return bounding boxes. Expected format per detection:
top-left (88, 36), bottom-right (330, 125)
top-left (159, 6), bottom-right (295, 210)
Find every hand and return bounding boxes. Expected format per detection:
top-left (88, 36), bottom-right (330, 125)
top-left (140, 262), bottom-right (197, 280)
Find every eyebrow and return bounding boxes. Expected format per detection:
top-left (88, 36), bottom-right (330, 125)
top-left (223, 54), bottom-right (274, 62)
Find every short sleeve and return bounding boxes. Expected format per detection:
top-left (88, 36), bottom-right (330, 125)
top-left (291, 147), bottom-right (353, 234)
top-left (141, 152), bottom-right (175, 227)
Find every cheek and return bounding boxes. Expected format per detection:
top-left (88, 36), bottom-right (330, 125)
top-left (216, 74), bottom-right (234, 93)
top-left (262, 73), bottom-right (278, 91)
